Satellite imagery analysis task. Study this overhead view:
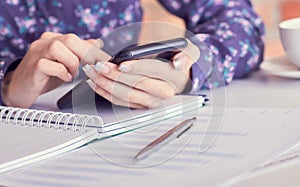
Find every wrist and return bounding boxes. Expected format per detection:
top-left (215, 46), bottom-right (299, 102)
top-left (1, 71), bottom-right (15, 106)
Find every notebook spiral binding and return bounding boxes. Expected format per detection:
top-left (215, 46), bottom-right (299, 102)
top-left (0, 106), bottom-right (103, 132)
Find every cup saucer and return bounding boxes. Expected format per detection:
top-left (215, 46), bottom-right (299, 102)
top-left (260, 56), bottom-right (300, 79)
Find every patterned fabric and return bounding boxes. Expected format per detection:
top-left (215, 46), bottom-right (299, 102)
top-left (0, 0), bottom-right (265, 105)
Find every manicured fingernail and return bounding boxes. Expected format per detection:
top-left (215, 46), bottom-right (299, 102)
top-left (173, 55), bottom-right (188, 70)
top-left (118, 64), bottom-right (132, 72)
top-left (67, 73), bottom-right (73, 81)
top-left (86, 79), bottom-right (96, 90)
top-left (82, 64), bottom-right (97, 79)
top-left (96, 39), bottom-right (104, 48)
top-left (94, 61), bottom-right (110, 74)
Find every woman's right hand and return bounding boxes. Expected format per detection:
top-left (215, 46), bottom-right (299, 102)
top-left (1, 32), bottom-right (108, 108)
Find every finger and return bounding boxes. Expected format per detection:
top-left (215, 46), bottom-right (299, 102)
top-left (40, 32), bottom-right (62, 39)
top-left (84, 68), bottom-right (163, 108)
top-left (61, 34), bottom-right (92, 61)
top-left (86, 79), bottom-right (146, 109)
top-left (82, 64), bottom-right (99, 80)
top-left (58, 34), bottom-right (110, 64)
top-left (85, 38), bottom-right (110, 63)
top-left (172, 52), bottom-right (189, 70)
top-left (93, 62), bottom-right (177, 99)
top-left (118, 59), bottom-right (172, 78)
top-left (117, 59), bottom-right (191, 94)
top-left (120, 74), bottom-right (177, 99)
top-left (86, 61), bottom-right (117, 77)
top-left (46, 40), bottom-right (79, 76)
top-left (85, 43), bottom-right (111, 64)
top-left (118, 59), bottom-right (188, 86)
top-left (35, 58), bottom-right (72, 82)
top-left (181, 39), bottom-right (201, 65)
top-left (87, 38), bottom-right (104, 49)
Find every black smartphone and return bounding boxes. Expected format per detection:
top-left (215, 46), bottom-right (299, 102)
top-left (110, 37), bottom-right (188, 64)
top-left (57, 37), bottom-right (188, 109)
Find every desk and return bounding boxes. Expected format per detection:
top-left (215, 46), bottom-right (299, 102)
top-left (223, 60), bottom-right (300, 186)
top-left (1, 59), bottom-right (300, 187)
top-left (225, 69), bottom-right (300, 108)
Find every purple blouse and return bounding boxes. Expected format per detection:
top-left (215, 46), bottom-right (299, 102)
top-left (0, 0), bottom-right (265, 105)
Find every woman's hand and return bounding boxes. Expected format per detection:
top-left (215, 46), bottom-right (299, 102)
top-left (1, 32), bottom-right (108, 108)
top-left (83, 39), bottom-right (200, 109)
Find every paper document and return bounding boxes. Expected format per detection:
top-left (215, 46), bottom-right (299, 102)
top-left (1, 107), bottom-right (300, 187)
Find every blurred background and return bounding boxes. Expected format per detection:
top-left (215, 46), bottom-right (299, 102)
top-left (141, 0), bottom-right (300, 60)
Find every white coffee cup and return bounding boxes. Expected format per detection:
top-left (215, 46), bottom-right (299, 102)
top-left (279, 17), bottom-right (300, 68)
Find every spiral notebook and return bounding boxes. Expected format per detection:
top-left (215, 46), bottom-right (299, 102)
top-left (0, 106), bottom-right (103, 174)
top-left (0, 95), bottom-right (206, 174)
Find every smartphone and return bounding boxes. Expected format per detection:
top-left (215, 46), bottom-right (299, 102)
top-left (110, 37), bottom-right (188, 64)
top-left (57, 37), bottom-right (188, 109)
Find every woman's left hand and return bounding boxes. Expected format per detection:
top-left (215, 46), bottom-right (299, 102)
top-left (83, 39), bottom-right (200, 109)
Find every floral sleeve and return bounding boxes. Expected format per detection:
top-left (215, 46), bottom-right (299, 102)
top-left (159, 0), bottom-right (265, 91)
top-left (0, 14), bottom-right (22, 105)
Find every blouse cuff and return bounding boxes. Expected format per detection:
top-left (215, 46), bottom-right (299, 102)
top-left (184, 34), bottom-right (216, 94)
top-left (0, 58), bottom-right (23, 106)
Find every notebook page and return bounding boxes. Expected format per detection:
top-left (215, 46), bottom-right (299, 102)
top-left (96, 95), bottom-right (205, 138)
top-left (33, 79), bottom-right (206, 124)
top-left (98, 95), bottom-right (205, 124)
top-left (0, 123), bottom-right (98, 173)
top-left (1, 107), bottom-right (300, 187)
top-left (34, 88), bottom-right (206, 138)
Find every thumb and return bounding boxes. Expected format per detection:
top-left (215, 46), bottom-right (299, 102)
top-left (172, 52), bottom-right (190, 70)
top-left (86, 38), bottom-right (104, 49)
top-left (172, 39), bottom-right (200, 70)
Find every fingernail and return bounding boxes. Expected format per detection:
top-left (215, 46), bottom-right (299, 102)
top-left (67, 73), bottom-right (73, 81)
top-left (96, 39), bottom-right (104, 48)
top-left (94, 61), bottom-right (110, 74)
top-left (86, 79), bottom-right (97, 90)
top-left (118, 64), bottom-right (132, 72)
top-left (173, 55), bottom-right (188, 70)
top-left (82, 64), bottom-right (97, 79)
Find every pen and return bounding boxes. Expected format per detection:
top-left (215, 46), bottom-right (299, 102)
top-left (134, 117), bottom-right (197, 161)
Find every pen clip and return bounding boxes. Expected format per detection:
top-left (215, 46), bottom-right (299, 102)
top-left (173, 117), bottom-right (197, 138)
top-left (176, 123), bottom-right (193, 138)
top-left (134, 117), bottom-right (197, 161)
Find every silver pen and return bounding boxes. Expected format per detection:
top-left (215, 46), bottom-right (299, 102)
top-left (134, 117), bottom-right (197, 161)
